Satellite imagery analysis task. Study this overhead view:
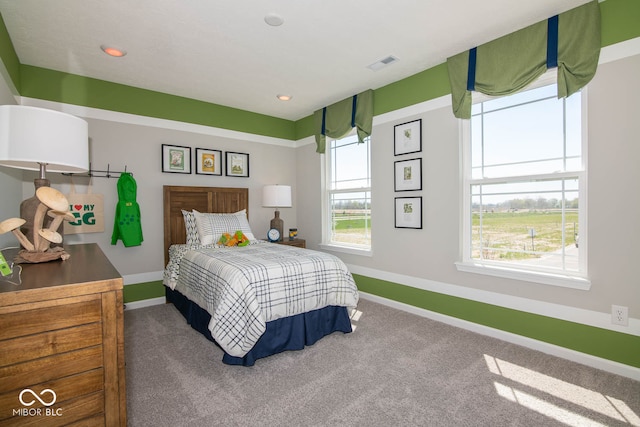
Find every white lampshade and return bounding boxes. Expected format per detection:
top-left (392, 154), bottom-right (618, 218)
top-left (0, 105), bottom-right (89, 174)
top-left (262, 185), bottom-right (292, 208)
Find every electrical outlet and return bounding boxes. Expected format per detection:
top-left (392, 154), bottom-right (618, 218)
top-left (611, 305), bottom-right (628, 326)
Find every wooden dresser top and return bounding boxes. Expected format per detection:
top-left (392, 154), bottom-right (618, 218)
top-left (0, 243), bottom-right (122, 305)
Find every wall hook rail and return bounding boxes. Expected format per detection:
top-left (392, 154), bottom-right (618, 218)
top-left (63, 163), bottom-right (132, 178)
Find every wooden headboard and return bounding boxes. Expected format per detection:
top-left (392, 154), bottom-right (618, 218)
top-left (163, 186), bottom-right (249, 265)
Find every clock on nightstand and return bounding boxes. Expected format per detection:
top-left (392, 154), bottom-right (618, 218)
top-left (267, 228), bottom-right (281, 242)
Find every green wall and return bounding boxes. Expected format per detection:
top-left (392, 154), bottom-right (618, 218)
top-left (600, 0), bottom-right (640, 47)
top-left (123, 281), bottom-right (165, 305)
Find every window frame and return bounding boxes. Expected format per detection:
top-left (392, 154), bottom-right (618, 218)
top-left (320, 132), bottom-right (373, 256)
top-left (456, 73), bottom-right (590, 289)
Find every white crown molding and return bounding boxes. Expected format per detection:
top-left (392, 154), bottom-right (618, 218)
top-left (0, 58), bottom-right (19, 102)
top-left (19, 97), bottom-right (298, 148)
top-left (295, 135), bottom-right (316, 148)
top-left (373, 94), bottom-right (452, 126)
top-left (599, 36), bottom-right (640, 64)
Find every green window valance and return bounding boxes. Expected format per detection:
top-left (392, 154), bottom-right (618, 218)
top-left (313, 89), bottom-right (373, 153)
top-left (447, 0), bottom-right (601, 119)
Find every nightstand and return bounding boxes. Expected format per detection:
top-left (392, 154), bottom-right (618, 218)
top-left (274, 238), bottom-right (306, 248)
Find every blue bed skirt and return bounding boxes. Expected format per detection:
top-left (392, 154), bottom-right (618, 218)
top-left (165, 286), bottom-right (352, 366)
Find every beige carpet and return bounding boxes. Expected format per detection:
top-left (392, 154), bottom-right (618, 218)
top-left (124, 298), bottom-right (640, 426)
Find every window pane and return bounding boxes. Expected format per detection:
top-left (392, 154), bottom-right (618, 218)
top-left (330, 191), bottom-right (371, 246)
top-left (472, 85), bottom-right (582, 179)
top-left (331, 136), bottom-right (370, 190)
top-left (327, 135), bottom-right (371, 250)
top-left (466, 81), bottom-right (584, 276)
top-left (482, 98), bottom-right (564, 176)
top-left (471, 178), bottom-right (579, 271)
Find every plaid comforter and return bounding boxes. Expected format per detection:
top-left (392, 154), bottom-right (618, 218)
top-left (165, 242), bottom-right (359, 357)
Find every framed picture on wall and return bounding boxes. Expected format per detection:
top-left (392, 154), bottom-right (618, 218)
top-left (395, 196), bottom-right (422, 229)
top-left (225, 151), bottom-right (250, 177)
top-left (394, 119), bottom-right (422, 156)
top-left (195, 148), bottom-right (222, 176)
top-left (162, 144), bottom-right (191, 174)
top-left (394, 158), bottom-right (422, 191)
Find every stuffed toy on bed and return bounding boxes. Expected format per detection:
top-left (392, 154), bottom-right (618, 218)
top-left (217, 230), bottom-right (250, 247)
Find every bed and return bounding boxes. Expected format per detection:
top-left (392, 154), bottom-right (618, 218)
top-left (162, 185), bottom-right (359, 366)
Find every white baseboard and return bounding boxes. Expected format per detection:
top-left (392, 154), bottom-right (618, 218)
top-left (124, 296), bottom-right (166, 311)
top-left (358, 292), bottom-right (640, 381)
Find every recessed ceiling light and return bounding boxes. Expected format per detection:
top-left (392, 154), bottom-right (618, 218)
top-left (264, 13), bottom-right (284, 26)
top-left (277, 94), bottom-right (292, 101)
top-left (101, 45), bottom-right (127, 57)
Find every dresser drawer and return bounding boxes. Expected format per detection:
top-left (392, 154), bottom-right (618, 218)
top-left (0, 369), bottom-right (104, 424)
top-left (0, 346), bottom-right (103, 394)
top-left (0, 323), bottom-right (103, 367)
top-left (0, 295), bottom-right (102, 342)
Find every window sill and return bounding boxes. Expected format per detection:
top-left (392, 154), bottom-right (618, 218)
top-left (455, 261), bottom-right (591, 290)
top-left (319, 243), bottom-right (372, 257)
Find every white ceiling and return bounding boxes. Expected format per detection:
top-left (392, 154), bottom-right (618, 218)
top-left (0, 0), bottom-right (591, 121)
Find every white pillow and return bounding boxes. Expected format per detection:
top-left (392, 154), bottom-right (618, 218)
top-left (193, 209), bottom-right (256, 245)
top-left (182, 210), bottom-right (200, 245)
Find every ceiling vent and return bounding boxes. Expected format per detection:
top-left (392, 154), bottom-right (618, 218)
top-left (367, 55), bottom-right (399, 71)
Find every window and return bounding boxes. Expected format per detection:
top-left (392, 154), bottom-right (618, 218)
top-left (458, 81), bottom-right (588, 288)
top-left (323, 133), bottom-right (371, 253)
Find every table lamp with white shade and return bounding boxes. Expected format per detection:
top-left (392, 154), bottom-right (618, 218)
top-left (262, 184), bottom-right (291, 242)
top-left (0, 105), bottom-right (89, 259)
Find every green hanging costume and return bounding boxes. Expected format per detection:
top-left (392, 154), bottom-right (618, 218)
top-left (111, 173), bottom-right (143, 247)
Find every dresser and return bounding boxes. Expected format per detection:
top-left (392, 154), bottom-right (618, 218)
top-left (0, 243), bottom-right (126, 426)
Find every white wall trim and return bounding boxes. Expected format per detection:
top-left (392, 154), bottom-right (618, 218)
top-left (599, 36), bottom-right (640, 64)
top-left (295, 135), bottom-right (316, 148)
top-left (358, 291), bottom-right (640, 381)
top-left (18, 97), bottom-right (298, 148)
top-left (0, 57), bottom-right (19, 101)
top-left (347, 263), bottom-right (640, 337)
top-left (373, 94), bottom-right (452, 126)
top-left (454, 261), bottom-right (591, 290)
